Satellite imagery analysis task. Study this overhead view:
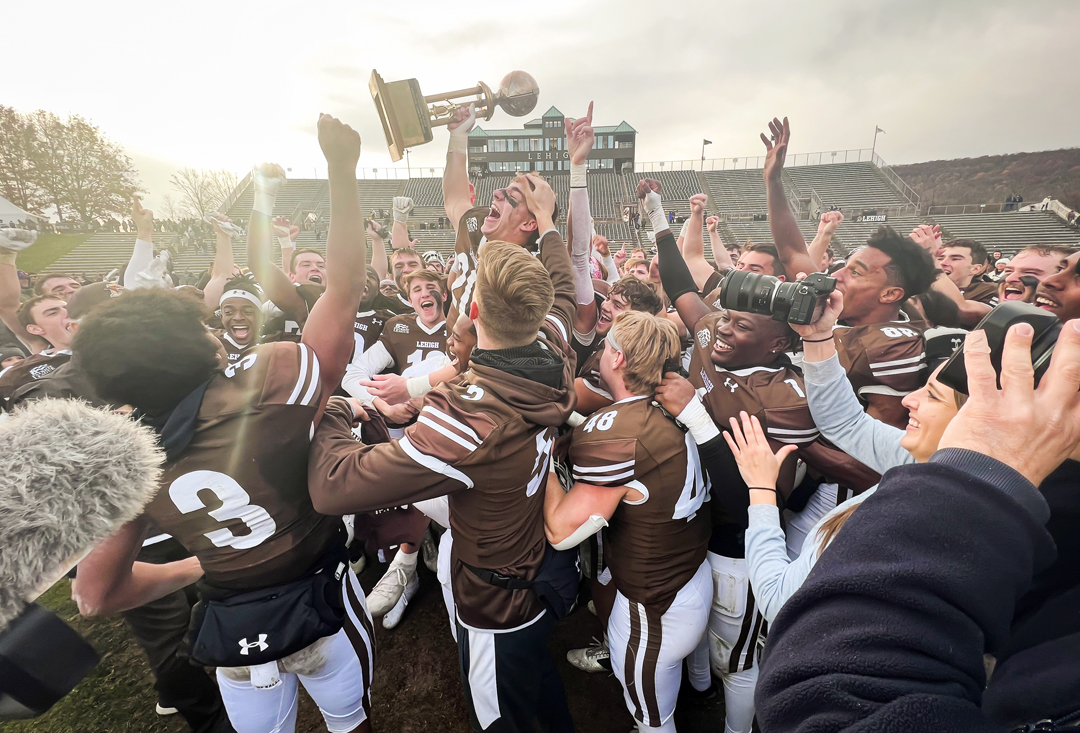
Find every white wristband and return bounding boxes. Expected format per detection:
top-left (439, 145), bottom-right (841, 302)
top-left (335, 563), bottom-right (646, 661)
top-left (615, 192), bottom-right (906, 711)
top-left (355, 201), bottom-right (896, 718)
top-left (570, 163), bottom-right (587, 188)
top-left (676, 397), bottom-right (721, 444)
top-left (567, 411), bottom-right (586, 427)
top-left (253, 192), bottom-right (276, 216)
top-left (406, 376), bottom-right (432, 399)
top-left (276, 235), bottom-right (292, 251)
top-left (448, 132), bottom-right (468, 156)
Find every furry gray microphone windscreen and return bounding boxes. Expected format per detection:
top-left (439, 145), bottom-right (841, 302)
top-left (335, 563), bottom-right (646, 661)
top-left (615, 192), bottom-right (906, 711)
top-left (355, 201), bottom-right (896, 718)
top-left (0, 399), bottom-right (163, 631)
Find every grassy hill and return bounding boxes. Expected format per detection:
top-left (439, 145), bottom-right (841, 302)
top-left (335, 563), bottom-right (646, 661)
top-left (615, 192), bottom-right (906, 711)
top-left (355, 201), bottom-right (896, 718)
top-left (15, 232), bottom-right (90, 273)
top-left (893, 148), bottom-right (1080, 211)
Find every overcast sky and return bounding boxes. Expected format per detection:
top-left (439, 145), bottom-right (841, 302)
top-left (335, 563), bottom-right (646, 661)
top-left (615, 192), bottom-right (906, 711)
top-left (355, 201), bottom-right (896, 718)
top-left (5, 0), bottom-right (1078, 209)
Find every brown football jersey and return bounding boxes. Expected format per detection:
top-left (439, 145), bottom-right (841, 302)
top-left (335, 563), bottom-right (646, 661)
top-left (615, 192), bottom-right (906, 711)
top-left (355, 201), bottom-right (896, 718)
top-left (0, 350), bottom-right (71, 406)
top-left (703, 269), bottom-right (724, 296)
top-left (218, 332), bottom-right (256, 364)
top-left (689, 312), bottom-right (877, 501)
top-left (144, 341), bottom-right (341, 590)
top-left (375, 313), bottom-right (450, 378)
top-left (352, 308), bottom-right (392, 354)
top-left (263, 283), bottom-right (324, 342)
top-left (309, 230), bottom-right (579, 631)
top-left (833, 310), bottom-right (927, 404)
top-left (445, 206), bottom-right (489, 330)
top-left (570, 397), bottom-right (710, 615)
top-left (961, 281), bottom-right (999, 307)
top-left (577, 346), bottom-right (612, 403)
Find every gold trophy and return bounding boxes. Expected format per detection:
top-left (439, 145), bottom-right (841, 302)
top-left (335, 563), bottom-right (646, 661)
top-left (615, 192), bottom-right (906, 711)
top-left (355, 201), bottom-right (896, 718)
top-left (370, 70), bottom-right (540, 161)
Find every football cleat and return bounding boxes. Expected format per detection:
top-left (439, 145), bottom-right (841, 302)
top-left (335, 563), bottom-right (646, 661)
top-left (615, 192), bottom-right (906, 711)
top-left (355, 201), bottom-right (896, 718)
top-left (366, 565), bottom-right (411, 617)
top-left (382, 570), bottom-right (419, 629)
top-left (566, 637), bottom-right (611, 673)
top-left (420, 528), bottom-right (439, 573)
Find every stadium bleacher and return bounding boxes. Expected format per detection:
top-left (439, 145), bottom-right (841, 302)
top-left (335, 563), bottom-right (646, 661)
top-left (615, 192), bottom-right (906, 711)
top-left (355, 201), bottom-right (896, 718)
top-left (42, 160), bottom-right (1080, 275)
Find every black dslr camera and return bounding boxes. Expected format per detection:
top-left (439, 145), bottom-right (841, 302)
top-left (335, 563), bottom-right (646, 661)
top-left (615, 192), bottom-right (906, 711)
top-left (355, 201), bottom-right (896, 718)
top-left (717, 270), bottom-right (836, 326)
top-left (937, 301), bottom-right (1061, 395)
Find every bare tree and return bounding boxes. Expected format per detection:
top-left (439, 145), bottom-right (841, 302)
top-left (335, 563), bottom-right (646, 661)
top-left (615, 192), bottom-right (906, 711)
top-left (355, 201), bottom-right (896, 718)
top-left (158, 193), bottom-right (186, 220)
top-left (170, 168), bottom-right (238, 219)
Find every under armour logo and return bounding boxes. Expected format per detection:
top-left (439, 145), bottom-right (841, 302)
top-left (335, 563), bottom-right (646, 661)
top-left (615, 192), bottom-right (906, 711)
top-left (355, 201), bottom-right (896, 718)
top-left (723, 378), bottom-right (738, 393)
top-left (239, 635), bottom-right (269, 655)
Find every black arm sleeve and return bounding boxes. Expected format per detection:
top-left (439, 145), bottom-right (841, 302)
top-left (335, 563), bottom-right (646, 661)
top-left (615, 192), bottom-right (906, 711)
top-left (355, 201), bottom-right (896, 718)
top-left (756, 450), bottom-right (1055, 733)
top-left (655, 229), bottom-right (699, 303)
top-left (695, 434), bottom-right (751, 528)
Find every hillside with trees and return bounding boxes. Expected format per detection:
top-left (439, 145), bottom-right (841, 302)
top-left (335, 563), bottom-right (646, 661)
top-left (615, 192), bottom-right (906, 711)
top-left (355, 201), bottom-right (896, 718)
top-left (893, 148), bottom-right (1080, 211)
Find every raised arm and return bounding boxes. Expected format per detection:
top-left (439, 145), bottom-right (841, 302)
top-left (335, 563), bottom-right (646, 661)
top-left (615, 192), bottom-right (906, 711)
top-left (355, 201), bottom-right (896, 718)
top-left (366, 219), bottom-right (388, 282)
top-left (301, 114), bottom-right (367, 422)
top-left (443, 104), bottom-right (477, 228)
top-left (682, 193), bottom-right (719, 289)
top-left (642, 179), bottom-right (713, 329)
top-left (762, 117), bottom-right (817, 278)
top-left (202, 214), bottom-right (237, 309)
top-left (247, 164), bottom-right (307, 317)
top-left (124, 196), bottom-right (156, 289)
top-left (566, 103), bottom-right (598, 337)
top-left (707, 216), bottom-right (734, 272)
top-left (391, 196), bottom-right (414, 251)
top-left (0, 231), bottom-right (45, 352)
top-left (807, 211), bottom-right (843, 274)
top-left (910, 224), bottom-right (992, 327)
top-left (273, 215), bottom-right (299, 275)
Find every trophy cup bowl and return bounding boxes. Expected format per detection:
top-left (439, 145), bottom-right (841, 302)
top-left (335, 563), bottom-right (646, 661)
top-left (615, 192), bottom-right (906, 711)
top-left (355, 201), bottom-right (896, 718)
top-left (370, 70), bottom-right (539, 161)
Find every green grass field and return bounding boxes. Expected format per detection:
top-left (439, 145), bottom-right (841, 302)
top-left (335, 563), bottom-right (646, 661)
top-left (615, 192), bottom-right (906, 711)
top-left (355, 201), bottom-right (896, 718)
top-left (15, 233), bottom-right (90, 274)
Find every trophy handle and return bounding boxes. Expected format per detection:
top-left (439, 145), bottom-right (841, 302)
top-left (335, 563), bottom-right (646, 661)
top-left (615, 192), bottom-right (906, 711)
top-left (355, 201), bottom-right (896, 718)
top-left (426, 82), bottom-right (496, 127)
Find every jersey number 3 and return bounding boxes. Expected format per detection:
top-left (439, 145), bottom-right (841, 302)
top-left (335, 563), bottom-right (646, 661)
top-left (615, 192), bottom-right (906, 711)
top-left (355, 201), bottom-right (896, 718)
top-left (169, 471), bottom-right (277, 549)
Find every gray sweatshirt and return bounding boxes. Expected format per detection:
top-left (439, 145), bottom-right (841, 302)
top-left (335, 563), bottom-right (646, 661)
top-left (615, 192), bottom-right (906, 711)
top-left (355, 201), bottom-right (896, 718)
top-left (745, 353), bottom-right (915, 623)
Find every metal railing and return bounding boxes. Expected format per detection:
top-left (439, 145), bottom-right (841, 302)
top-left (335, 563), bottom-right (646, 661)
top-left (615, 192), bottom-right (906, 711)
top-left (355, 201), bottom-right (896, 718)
top-left (357, 166), bottom-right (445, 180)
top-left (218, 171), bottom-right (252, 215)
top-left (636, 148), bottom-right (882, 173)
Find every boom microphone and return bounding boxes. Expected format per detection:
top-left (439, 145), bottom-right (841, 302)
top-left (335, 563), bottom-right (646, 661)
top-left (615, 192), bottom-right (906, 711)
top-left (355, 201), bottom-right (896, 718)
top-left (0, 399), bottom-right (164, 718)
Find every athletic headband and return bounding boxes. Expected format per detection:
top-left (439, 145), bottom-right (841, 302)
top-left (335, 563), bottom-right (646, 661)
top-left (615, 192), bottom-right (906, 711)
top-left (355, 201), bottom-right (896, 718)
top-left (219, 289), bottom-right (263, 309)
top-left (606, 329), bottom-right (623, 353)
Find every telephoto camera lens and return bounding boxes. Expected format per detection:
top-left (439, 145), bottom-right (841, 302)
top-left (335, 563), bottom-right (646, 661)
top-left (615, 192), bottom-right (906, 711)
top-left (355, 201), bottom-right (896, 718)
top-left (718, 270), bottom-right (836, 326)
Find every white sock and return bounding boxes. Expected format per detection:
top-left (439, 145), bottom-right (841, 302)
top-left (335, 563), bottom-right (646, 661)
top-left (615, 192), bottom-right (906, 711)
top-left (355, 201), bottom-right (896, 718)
top-left (392, 548), bottom-right (418, 573)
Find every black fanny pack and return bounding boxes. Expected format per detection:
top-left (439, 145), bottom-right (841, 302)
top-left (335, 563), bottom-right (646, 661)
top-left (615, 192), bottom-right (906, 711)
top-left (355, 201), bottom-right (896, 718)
top-left (462, 544), bottom-right (580, 620)
top-left (186, 546), bottom-right (348, 668)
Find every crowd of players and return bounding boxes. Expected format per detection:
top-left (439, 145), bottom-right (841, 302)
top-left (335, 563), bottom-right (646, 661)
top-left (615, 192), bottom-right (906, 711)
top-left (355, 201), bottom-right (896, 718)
top-left (1, 105), bottom-right (1079, 733)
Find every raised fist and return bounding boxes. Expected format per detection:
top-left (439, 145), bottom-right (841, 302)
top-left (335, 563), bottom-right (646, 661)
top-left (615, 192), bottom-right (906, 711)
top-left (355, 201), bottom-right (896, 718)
top-left (254, 163), bottom-right (287, 195)
top-left (448, 103), bottom-right (477, 135)
top-left (637, 178), bottom-right (662, 200)
top-left (591, 233), bottom-right (610, 258)
top-left (132, 196), bottom-right (154, 233)
top-left (317, 114), bottom-right (361, 170)
top-left (392, 196), bottom-right (415, 223)
top-left (706, 215), bottom-right (719, 232)
top-left (208, 213), bottom-right (243, 239)
top-left (818, 210), bottom-right (844, 236)
top-left (689, 193), bottom-right (708, 216)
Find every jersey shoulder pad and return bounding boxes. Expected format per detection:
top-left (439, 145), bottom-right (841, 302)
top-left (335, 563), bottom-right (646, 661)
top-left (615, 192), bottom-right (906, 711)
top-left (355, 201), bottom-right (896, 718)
top-left (404, 385), bottom-right (500, 467)
top-left (570, 404), bottom-right (641, 485)
top-left (244, 341), bottom-right (321, 408)
top-left (456, 206), bottom-right (488, 254)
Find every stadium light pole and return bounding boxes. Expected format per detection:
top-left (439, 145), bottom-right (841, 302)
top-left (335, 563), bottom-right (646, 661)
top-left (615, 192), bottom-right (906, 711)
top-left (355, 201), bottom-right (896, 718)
top-left (701, 139), bottom-right (712, 171)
